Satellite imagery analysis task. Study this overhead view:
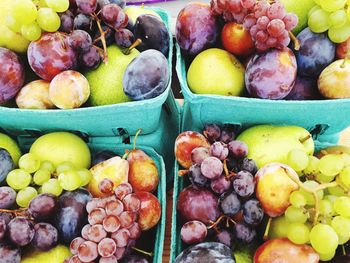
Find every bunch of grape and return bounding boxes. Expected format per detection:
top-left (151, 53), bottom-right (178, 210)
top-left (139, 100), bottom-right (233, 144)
top-left (0, 193), bottom-right (59, 263)
top-left (5, 152), bottom-right (92, 207)
top-left (176, 124), bottom-right (264, 248)
top-left (210, 0), bottom-right (298, 51)
top-left (66, 182), bottom-right (149, 262)
top-left (5, 0), bottom-right (70, 42)
top-left (271, 149), bottom-right (350, 261)
top-left (308, 1), bottom-right (350, 43)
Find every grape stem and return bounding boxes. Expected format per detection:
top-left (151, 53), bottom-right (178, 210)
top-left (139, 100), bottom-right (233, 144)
top-left (132, 247), bottom-right (153, 257)
top-left (208, 215), bottom-right (236, 230)
top-left (0, 208), bottom-right (32, 219)
top-left (289, 31), bottom-right (300, 51)
top-left (223, 160), bottom-right (229, 177)
top-left (92, 12), bottom-right (108, 64)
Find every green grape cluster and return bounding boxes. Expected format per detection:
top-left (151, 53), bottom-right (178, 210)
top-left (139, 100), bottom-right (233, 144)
top-left (6, 152), bottom-right (92, 208)
top-left (5, 0), bottom-right (69, 42)
top-left (308, 0), bottom-right (350, 43)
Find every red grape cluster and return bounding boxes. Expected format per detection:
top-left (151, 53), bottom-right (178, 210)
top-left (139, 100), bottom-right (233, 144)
top-left (66, 183), bottom-right (145, 262)
top-left (210, 0), bottom-right (298, 51)
top-left (176, 124), bottom-right (264, 248)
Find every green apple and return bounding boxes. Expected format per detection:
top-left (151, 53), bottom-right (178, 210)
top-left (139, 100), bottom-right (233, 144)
top-left (187, 48), bottom-right (245, 96)
top-left (30, 132), bottom-right (91, 169)
top-left (124, 6), bottom-right (161, 24)
top-left (85, 45), bottom-right (139, 106)
top-left (0, 132), bottom-right (22, 166)
top-left (237, 125), bottom-right (314, 168)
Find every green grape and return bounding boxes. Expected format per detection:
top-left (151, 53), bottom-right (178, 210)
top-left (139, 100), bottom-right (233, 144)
top-left (289, 191), bottom-right (307, 208)
top-left (328, 22), bottom-right (350, 43)
top-left (318, 154), bottom-right (345, 177)
top-left (33, 169), bottom-right (51, 186)
top-left (37, 8), bottom-right (61, 32)
top-left (329, 10), bottom-right (347, 28)
top-left (347, 6), bottom-right (350, 22)
top-left (314, 0), bottom-right (321, 5)
top-left (19, 153), bottom-right (40, 174)
top-left (320, 0), bottom-right (346, 12)
top-left (286, 149), bottom-right (309, 172)
top-left (308, 5), bottom-right (322, 17)
top-left (316, 172), bottom-right (335, 183)
top-left (331, 216), bottom-right (350, 244)
top-left (308, 8), bottom-right (330, 33)
top-left (42, 178), bottom-right (62, 196)
top-left (40, 160), bottom-right (55, 173)
top-left (319, 199), bottom-right (334, 216)
top-left (16, 187), bottom-right (37, 208)
top-left (5, 15), bottom-right (22, 33)
top-left (300, 181), bottom-right (324, 206)
top-left (339, 166), bottom-right (350, 188)
top-left (287, 223), bottom-right (310, 245)
top-left (58, 170), bottom-right (82, 191)
top-left (303, 156), bottom-right (319, 175)
top-left (325, 195), bottom-right (338, 204)
top-left (46, 0), bottom-right (69, 12)
top-left (327, 185), bottom-right (346, 196)
top-left (341, 153), bottom-right (350, 166)
top-left (285, 206), bottom-right (309, 223)
top-left (77, 169), bottom-right (93, 187)
top-left (11, 0), bottom-right (38, 25)
top-left (319, 250), bottom-right (336, 261)
top-left (310, 223), bottom-right (338, 254)
top-left (334, 196), bottom-right (350, 217)
top-left (269, 216), bottom-right (289, 239)
top-left (56, 161), bottom-right (76, 175)
top-left (6, 169), bottom-right (32, 190)
top-left (21, 22), bottom-right (41, 41)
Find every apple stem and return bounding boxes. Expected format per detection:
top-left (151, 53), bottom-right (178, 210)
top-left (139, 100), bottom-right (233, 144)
top-left (299, 134), bottom-right (311, 144)
top-left (92, 12), bottom-right (108, 64)
top-left (342, 244), bottom-right (346, 255)
top-left (178, 170), bottom-right (189, 177)
top-left (133, 129), bottom-right (142, 150)
top-left (132, 247), bottom-right (153, 257)
top-left (289, 31), bottom-right (300, 51)
top-left (124, 38), bottom-right (142, 55)
top-left (341, 48), bottom-right (350, 68)
top-left (263, 217), bottom-right (272, 241)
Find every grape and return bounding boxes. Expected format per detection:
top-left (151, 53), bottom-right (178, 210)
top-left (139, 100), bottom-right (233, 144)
top-left (310, 224), bottom-right (338, 254)
top-left (319, 250), bottom-right (336, 261)
top-left (32, 222), bottom-right (58, 251)
top-left (0, 244), bottom-right (20, 263)
top-left (21, 22), bottom-right (41, 41)
top-left (76, 0), bottom-right (97, 14)
top-left (219, 125), bottom-right (235, 144)
top-left (287, 223), bottom-right (310, 245)
top-left (328, 185), bottom-right (346, 196)
top-left (0, 186), bottom-right (16, 209)
top-left (105, 199), bottom-right (124, 216)
top-left (329, 10), bottom-right (347, 28)
top-left (128, 222), bottom-right (141, 240)
top-left (98, 238), bottom-right (117, 257)
top-left (210, 142), bottom-right (229, 161)
top-left (89, 208), bottom-right (107, 225)
top-left (328, 22), bottom-right (350, 43)
top-left (210, 175), bottom-right (232, 194)
top-left (58, 170), bottom-right (82, 191)
top-left (285, 206), bottom-right (308, 223)
top-left (233, 171), bottom-right (255, 198)
top-left (300, 181), bottom-right (323, 206)
top-left (188, 165), bottom-right (208, 188)
top-left (266, 19), bottom-right (285, 38)
top-left (93, 25), bottom-right (115, 48)
top-left (68, 30), bottom-right (92, 52)
top-left (5, 15), bottom-right (22, 33)
top-left (256, 16), bottom-right (269, 30)
top-left (214, 230), bottom-right (233, 248)
top-left (114, 28), bottom-right (134, 48)
top-left (308, 8), bottom-right (330, 33)
top-left (203, 124), bottom-right (221, 142)
top-left (34, 169), bottom-right (51, 186)
top-left (119, 211), bottom-right (136, 228)
top-left (39, 161), bottom-right (55, 173)
top-left (59, 10), bottom-right (74, 33)
top-left (334, 196), bottom-right (350, 217)
top-left (319, 199), bottom-right (334, 216)
top-left (12, 0), bottom-right (38, 25)
top-left (0, 149), bottom-right (14, 183)
top-left (269, 216), bottom-right (289, 239)
top-left (71, 237), bottom-right (85, 255)
top-left (219, 192), bottom-right (241, 216)
top-left (101, 4), bottom-right (127, 30)
top-left (0, 218), bottom-right (6, 241)
top-left (42, 178), bottom-right (63, 196)
top-left (56, 161), bottom-right (76, 175)
top-left (47, 0), bottom-right (69, 12)
top-left (111, 228), bottom-right (130, 247)
top-left (234, 223), bottom-right (256, 244)
top-left (339, 166), bottom-right (350, 188)
top-left (79, 47), bottom-right (101, 70)
top-left (87, 224), bottom-right (107, 243)
top-left (103, 215), bottom-right (121, 233)
top-left (123, 194), bottom-right (141, 213)
top-left (74, 14), bottom-right (96, 34)
top-left (191, 147), bottom-right (210, 165)
top-left (243, 14), bottom-right (257, 29)
top-left (180, 220), bottom-right (207, 244)
top-left (78, 241), bottom-right (98, 262)
top-left (228, 141), bottom-right (248, 159)
top-left (332, 216), bottom-right (350, 244)
top-left (238, 158), bottom-right (257, 174)
top-left (81, 224), bottom-right (91, 240)
top-left (320, 0), bottom-right (346, 12)
top-left (267, 2), bottom-right (286, 20)
top-left (8, 217), bottom-right (35, 246)
top-left (283, 13), bottom-right (298, 31)
top-left (285, 149), bottom-right (309, 172)
top-left (319, 154), bottom-right (344, 177)
top-left (242, 199), bottom-right (264, 226)
top-left (289, 191), bottom-right (307, 208)
top-left (19, 153), bottom-right (40, 173)
top-left (303, 156), bottom-right (320, 175)
top-left (37, 8), bottom-right (61, 32)
top-left (29, 193), bottom-right (58, 221)
top-left (16, 187), bottom-right (38, 208)
top-left (114, 183), bottom-right (133, 200)
top-left (6, 169), bottom-right (32, 190)
top-left (100, 255), bottom-right (119, 263)
top-left (200, 157), bottom-right (223, 180)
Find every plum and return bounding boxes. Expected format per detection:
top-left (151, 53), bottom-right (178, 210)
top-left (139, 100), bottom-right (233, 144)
top-left (134, 14), bottom-right (169, 56)
top-left (295, 28), bottom-right (335, 78)
top-left (285, 76), bottom-right (322, 100)
top-left (123, 49), bottom-right (169, 101)
top-left (176, 3), bottom-right (219, 56)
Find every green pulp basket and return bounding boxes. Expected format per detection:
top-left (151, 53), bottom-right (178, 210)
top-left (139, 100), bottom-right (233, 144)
top-left (176, 42), bottom-right (350, 143)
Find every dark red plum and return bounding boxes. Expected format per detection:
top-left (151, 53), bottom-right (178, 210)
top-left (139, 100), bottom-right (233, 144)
top-left (295, 28), bottom-right (335, 78)
top-left (176, 3), bottom-right (219, 56)
top-left (285, 76), bottom-right (322, 100)
top-left (245, 48), bottom-right (297, 100)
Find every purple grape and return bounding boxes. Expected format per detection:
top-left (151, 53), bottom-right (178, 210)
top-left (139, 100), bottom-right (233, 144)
top-left (59, 10), bottom-right (74, 33)
top-left (8, 217), bottom-right (35, 246)
top-left (68, 30), bottom-right (92, 52)
top-left (100, 4), bottom-right (128, 30)
top-left (28, 193), bottom-right (58, 221)
top-left (228, 141), bottom-right (248, 159)
top-left (74, 14), bottom-right (96, 35)
top-left (200, 157), bottom-right (223, 180)
top-left (189, 164), bottom-right (209, 188)
top-left (233, 223), bottom-right (256, 244)
top-left (0, 186), bottom-right (16, 209)
top-left (0, 148), bottom-right (14, 184)
top-left (0, 212), bottom-right (14, 225)
top-left (238, 158), bottom-right (257, 175)
top-left (233, 171), bottom-right (255, 198)
top-left (93, 25), bottom-right (114, 47)
top-left (0, 218), bottom-right (6, 241)
top-left (76, 0), bottom-right (97, 14)
top-left (79, 46), bottom-right (101, 70)
top-left (285, 76), bottom-right (321, 100)
top-left (216, 230), bottom-right (233, 248)
top-left (32, 223), bottom-right (58, 251)
top-left (220, 125), bottom-right (235, 144)
top-left (180, 220), bottom-right (207, 244)
top-left (219, 192), bottom-right (241, 216)
top-left (97, 0), bottom-right (110, 9)
top-left (191, 147), bottom-right (210, 165)
top-left (203, 124), bottom-right (221, 142)
top-left (242, 199), bottom-right (264, 226)
top-left (210, 142), bottom-right (229, 160)
top-left (115, 28), bottom-right (134, 48)
top-left (210, 175), bottom-right (231, 194)
top-left (0, 243), bottom-right (20, 263)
